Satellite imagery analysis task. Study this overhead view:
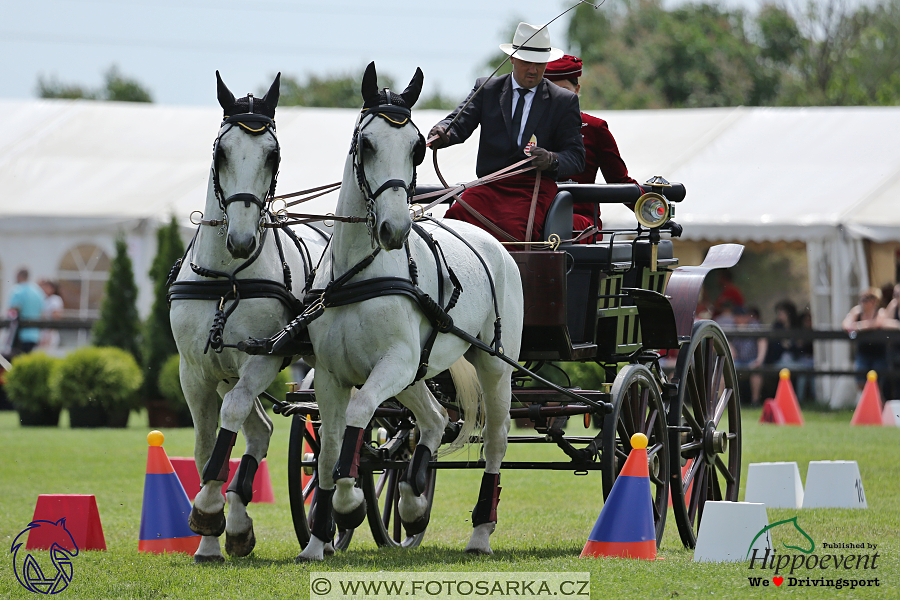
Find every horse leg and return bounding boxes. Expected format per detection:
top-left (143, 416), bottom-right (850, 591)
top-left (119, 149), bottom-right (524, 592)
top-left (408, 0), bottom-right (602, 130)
top-left (297, 368), bottom-right (350, 563)
top-left (332, 355), bottom-right (418, 530)
top-left (181, 367), bottom-right (226, 563)
top-left (463, 349), bottom-right (514, 555)
top-left (395, 381), bottom-right (448, 535)
top-left (223, 396), bottom-right (272, 557)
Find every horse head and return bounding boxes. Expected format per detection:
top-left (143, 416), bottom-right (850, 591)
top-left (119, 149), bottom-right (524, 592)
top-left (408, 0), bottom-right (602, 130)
top-left (213, 71), bottom-right (282, 259)
top-left (353, 62), bottom-right (425, 250)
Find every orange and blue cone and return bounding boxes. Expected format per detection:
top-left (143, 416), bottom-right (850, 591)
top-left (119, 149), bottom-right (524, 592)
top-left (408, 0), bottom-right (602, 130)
top-left (581, 433), bottom-right (657, 560)
top-left (138, 430), bottom-right (201, 554)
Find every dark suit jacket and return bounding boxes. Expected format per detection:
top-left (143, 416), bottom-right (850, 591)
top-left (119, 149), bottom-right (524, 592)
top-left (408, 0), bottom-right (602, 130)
top-left (435, 73), bottom-right (585, 180)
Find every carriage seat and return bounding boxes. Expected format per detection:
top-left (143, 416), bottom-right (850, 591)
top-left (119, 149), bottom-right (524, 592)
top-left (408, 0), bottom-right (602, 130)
top-left (542, 188), bottom-right (673, 267)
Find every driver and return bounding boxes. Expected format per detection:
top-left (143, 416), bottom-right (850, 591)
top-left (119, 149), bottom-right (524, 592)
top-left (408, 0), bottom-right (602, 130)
top-left (428, 22), bottom-right (585, 244)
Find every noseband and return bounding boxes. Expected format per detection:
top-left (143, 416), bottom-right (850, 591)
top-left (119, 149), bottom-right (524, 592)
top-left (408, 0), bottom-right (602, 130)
top-left (351, 95), bottom-right (426, 246)
top-left (212, 110), bottom-right (281, 219)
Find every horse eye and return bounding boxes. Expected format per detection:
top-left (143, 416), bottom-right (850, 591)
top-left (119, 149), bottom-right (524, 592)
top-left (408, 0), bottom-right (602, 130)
top-left (266, 150), bottom-right (278, 165)
top-left (216, 149), bottom-right (227, 166)
top-left (361, 136), bottom-right (374, 152)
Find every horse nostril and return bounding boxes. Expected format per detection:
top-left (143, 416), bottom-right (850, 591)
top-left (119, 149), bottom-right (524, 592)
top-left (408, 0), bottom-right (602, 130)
top-left (379, 221), bottom-right (394, 245)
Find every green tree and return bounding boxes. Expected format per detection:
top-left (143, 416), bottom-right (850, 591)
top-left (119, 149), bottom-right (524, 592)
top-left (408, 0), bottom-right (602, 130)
top-left (280, 72), bottom-right (395, 108)
top-left (142, 216), bottom-right (185, 399)
top-left (92, 235), bottom-right (141, 361)
top-left (37, 65), bottom-right (152, 102)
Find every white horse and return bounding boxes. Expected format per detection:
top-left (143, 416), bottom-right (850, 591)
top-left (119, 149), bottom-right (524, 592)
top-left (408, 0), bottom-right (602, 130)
top-left (297, 63), bottom-right (524, 561)
top-left (169, 72), bottom-right (327, 563)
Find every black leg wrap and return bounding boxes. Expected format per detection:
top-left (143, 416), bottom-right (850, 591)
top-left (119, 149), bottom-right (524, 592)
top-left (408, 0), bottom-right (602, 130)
top-left (401, 445), bottom-right (432, 497)
top-left (471, 473), bottom-right (501, 527)
top-left (202, 428), bottom-right (237, 482)
top-left (332, 426), bottom-right (365, 481)
top-left (310, 487), bottom-right (336, 543)
top-left (226, 454), bottom-right (259, 505)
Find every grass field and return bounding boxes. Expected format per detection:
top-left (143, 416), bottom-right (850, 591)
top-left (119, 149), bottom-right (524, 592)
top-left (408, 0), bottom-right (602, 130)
top-left (1, 408), bottom-right (898, 599)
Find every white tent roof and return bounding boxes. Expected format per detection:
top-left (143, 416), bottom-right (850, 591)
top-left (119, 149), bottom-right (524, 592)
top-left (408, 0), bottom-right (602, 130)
top-left (1, 99), bottom-right (899, 243)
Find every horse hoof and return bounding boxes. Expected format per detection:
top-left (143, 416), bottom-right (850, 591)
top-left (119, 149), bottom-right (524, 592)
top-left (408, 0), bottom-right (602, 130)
top-left (193, 553), bottom-right (226, 564)
top-left (332, 499), bottom-right (367, 530)
top-left (295, 552), bottom-right (323, 563)
top-left (189, 506), bottom-right (226, 537)
top-left (324, 542), bottom-right (335, 556)
top-left (225, 525), bottom-right (256, 557)
top-left (401, 511), bottom-right (430, 536)
top-left (464, 546), bottom-right (494, 556)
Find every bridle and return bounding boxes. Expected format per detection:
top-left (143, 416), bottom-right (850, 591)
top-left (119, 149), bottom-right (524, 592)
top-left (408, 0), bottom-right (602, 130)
top-left (350, 94), bottom-right (425, 247)
top-left (211, 105), bottom-right (281, 225)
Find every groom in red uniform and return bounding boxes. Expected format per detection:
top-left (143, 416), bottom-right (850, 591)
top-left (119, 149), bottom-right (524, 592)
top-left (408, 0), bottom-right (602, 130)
top-left (429, 22), bottom-right (585, 243)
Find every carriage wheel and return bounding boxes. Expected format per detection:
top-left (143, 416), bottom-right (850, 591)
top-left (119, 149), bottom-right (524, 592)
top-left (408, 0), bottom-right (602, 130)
top-left (287, 414), bottom-right (354, 551)
top-left (360, 449), bottom-right (437, 548)
top-left (601, 363), bottom-right (669, 547)
top-left (668, 320), bottom-right (742, 549)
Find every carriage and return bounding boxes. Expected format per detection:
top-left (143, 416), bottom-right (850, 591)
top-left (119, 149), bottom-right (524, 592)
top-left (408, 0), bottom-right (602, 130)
top-left (174, 68), bottom-right (743, 561)
top-left (275, 177), bottom-right (744, 553)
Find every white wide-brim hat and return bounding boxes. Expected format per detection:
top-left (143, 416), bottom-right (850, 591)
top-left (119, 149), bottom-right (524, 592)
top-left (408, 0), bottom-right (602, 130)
top-left (499, 22), bottom-right (565, 64)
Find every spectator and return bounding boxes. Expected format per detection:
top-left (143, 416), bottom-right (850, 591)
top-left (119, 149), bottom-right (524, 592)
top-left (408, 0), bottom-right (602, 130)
top-left (733, 306), bottom-right (766, 405)
top-left (877, 283), bottom-right (900, 397)
top-left (794, 307), bottom-right (815, 401)
top-left (38, 279), bottom-right (64, 351)
top-left (713, 270), bottom-right (744, 318)
top-left (6, 267), bottom-right (45, 355)
top-left (842, 287), bottom-right (887, 391)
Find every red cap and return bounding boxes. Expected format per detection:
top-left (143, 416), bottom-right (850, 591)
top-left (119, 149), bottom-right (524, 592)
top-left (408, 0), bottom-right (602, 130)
top-left (545, 54), bottom-right (583, 81)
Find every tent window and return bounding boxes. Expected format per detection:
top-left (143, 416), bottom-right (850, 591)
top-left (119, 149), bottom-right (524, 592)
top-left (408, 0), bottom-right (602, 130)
top-left (57, 244), bottom-right (110, 318)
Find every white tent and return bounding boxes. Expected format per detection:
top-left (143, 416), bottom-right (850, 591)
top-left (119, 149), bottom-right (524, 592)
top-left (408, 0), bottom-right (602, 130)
top-left (1, 100), bottom-right (898, 403)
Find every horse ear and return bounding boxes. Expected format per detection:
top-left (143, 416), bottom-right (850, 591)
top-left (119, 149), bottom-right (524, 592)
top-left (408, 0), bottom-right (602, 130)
top-left (216, 71), bottom-right (236, 111)
top-left (400, 68), bottom-right (424, 109)
top-left (361, 62), bottom-right (379, 105)
top-left (263, 72), bottom-right (281, 111)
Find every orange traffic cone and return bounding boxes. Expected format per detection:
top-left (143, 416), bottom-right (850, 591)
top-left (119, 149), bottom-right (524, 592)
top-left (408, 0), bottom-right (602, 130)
top-left (851, 371), bottom-right (884, 426)
top-left (581, 433), bottom-right (656, 560)
top-left (759, 399), bottom-right (786, 424)
top-left (774, 369), bottom-right (803, 425)
top-left (139, 431), bottom-right (201, 554)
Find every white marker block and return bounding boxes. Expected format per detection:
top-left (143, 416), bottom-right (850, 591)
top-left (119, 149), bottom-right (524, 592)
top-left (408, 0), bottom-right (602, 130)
top-left (693, 501), bottom-right (771, 563)
top-left (744, 462), bottom-right (804, 509)
top-left (883, 400), bottom-right (900, 426)
top-left (802, 461), bottom-right (867, 509)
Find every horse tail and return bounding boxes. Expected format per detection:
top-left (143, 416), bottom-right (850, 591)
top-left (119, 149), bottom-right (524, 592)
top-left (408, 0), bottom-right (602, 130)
top-left (437, 357), bottom-right (484, 457)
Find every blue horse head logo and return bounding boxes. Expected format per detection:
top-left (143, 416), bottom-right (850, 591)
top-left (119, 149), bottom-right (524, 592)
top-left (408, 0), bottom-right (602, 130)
top-left (11, 518), bottom-right (79, 594)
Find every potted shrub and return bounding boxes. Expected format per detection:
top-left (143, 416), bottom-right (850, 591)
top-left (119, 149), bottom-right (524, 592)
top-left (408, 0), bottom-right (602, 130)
top-left (152, 354), bottom-right (193, 428)
top-left (51, 346), bottom-right (143, 428)
top-left (4, 352), bottom-right (62, 426)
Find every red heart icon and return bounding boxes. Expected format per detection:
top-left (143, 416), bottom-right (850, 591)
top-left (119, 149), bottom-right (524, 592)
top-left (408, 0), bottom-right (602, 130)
top-left (773, 577), bottom-right (784, 586)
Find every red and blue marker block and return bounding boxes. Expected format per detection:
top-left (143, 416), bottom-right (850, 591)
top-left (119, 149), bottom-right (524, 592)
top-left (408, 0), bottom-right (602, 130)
top-left (581, 432), bottom-right (657, 560)
top-left (139, 430), bottom-right (201, 554)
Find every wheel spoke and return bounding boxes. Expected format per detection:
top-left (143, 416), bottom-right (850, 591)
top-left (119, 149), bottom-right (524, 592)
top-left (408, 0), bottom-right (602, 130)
top-left (637, 387), bottom-right (649, 433)
top-left (715, 454), bottom-right (735, 485)
top-left (710, 462), bottom-right (723, 501)
top-left (688, 459), bottom-right (706, 524)
top-left (708, 353), bottom-right (724, 416)
top-left (683, 453), bottom-right (702, 488)
top-left (712, 387), bottom-right (732, 427)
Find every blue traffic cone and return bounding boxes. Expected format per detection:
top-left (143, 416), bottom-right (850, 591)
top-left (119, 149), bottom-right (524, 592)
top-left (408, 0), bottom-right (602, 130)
top-left (138, 431), bottom-right (201, 554)
top-left (581, 433), bottom-right (657, 560)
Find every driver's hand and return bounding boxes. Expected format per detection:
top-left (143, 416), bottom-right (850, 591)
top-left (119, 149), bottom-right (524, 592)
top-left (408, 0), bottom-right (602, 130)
top-left (530, 147), bottom-right (557, 171)
top-left (665, 220), bottom-right (683, 237)
top-left (428, 125), bottom-right (450, 149)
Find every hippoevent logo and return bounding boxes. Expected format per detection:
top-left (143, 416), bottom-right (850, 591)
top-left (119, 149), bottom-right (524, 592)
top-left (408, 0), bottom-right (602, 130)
top-left (10, 519), bottom-right (79, 594)
top-left (746, 517), bottom-right (880, 590)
